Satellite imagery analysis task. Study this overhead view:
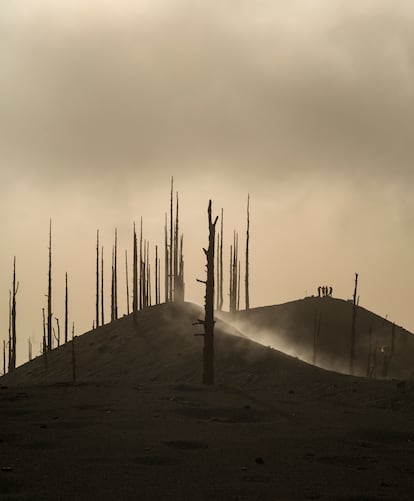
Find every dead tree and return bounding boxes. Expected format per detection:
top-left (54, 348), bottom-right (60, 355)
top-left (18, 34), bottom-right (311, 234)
top-left (349, 272), bottom-right (358, 375)
top-left (174, 192), bottom-right (179, 297)
top-left (229, 232), bottom-right (239, 313)
top-left (245, 194), bottom-right (250, 310)
top-left (133, 223), bottom-right (138, 312)
top-left (111, 229), bottom-right (119, 321)
top-left (9, 256), bottom-right (19, 371)
top-left (164, 213), bottom-right (169, 302)
top-left (155, 245), bottom-right (159, 304)
top-left (47, 220), bottom-right (52, 351)
top-left (42, 308), bottom-right (47, 369)
top-left (2, 339), bottom-right (5, 375)
top-left (55, 318), bottom-right (61, 347)
top-left (8, 290), bottom-right (11, 371)
top-left (72, 328), bottom-right (76, 383)
top-left (195, 200), bottom-right (218, 385)
top-left (96, 230), bottom-right (100, 329)
top-left (169, 178), bottom-right (173, 301)
top-left (101, 247), bottom-right (104, 325)
top-left (114, 229), bottom-right (118, 319)
top-left (216, 232), bottom-right (220, 310)
top-left (125, 249), bottom-right (130, 314)
top-left (28, 338), bottom-right (32, 362)
top-left (65, 272), bottom-right (69, 343)
top-left (219, 208), bottom-right (224, 310)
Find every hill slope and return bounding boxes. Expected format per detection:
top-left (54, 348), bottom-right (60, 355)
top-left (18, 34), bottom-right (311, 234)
top-left (231, 296), bottom-right (414, 379)
top-left (2, 301), bottom-right (327, 387)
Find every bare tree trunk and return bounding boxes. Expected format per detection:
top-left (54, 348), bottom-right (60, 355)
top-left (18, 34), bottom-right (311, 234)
top-left (349, 272), bottom-right (359, 375)
top-left (42, 307), bottom-right (47, 369)
top-left (111, 246), bottom-right (114, 321)
top-left (114, 228), bottom-right (118, 320)
top-left (55, 318), bottom-right (60, 347)
top-left (96, 230), bottom-right (100, 328)
top-left (202, 201), bottom-right (218, 385)
top-left (139, 218), bottom-right (143, 310)
top-left (237, 261), bottom-right (241, 311)
top-left (216, 233), bottom-right (220, 310)
top-left (169, 178), bottom-right (174, 302)
top-left (155, 245), bottom-right (159, 304)
top-left (219, 208), bottom-right (224, 311)
top-left (72, 327), bottom-right (76, 383)
top-left (229, 245), bottom-right (233, 313)
top-left (65, 272), bottom-right (69, 343)
top-left (178, 235), bottom-right (184, 301)
top-left (125, 249), bottom-right (130, 314)
top-left (100, 249), bottom-right (104, 325)
top-left (133, 223), bottom-right (138, 312)
top-left (8, 290), bottom-right (11, 372)
top-left (164, 213), bottom-right (169, 302)
top-left (10, 256), bottom-right (18, 370)
top-left (2, 339), bottom-right (5, 375)
top-left (245, 194), bottom-right (250, 310)
top-left (47, 220), bottom-right (52, 351)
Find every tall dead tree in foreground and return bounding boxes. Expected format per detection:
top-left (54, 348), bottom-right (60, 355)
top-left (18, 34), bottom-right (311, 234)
top-left (47, 220), bottom-right (52, 351)
top-left (349, 272), bottom-right (359, 375)
top-left (195, 200), bottom-right (218, 385)
top-left (245, 195), bottom-right (250, 311)
top-left (96, 230), bottom-right (100, 329)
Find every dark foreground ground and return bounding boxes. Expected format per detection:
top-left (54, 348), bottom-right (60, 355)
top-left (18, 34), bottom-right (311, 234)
top-left (1, 377), bottom-right (414, 501)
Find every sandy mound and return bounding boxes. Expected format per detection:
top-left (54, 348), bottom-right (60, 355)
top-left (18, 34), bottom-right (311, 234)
top-left (2, 301), bottom-right (326, 387)
top-left (230, 296), bottom-right (414, 379)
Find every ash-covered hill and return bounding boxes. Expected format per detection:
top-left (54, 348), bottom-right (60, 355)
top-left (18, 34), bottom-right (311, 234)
top-left (230, 296), bottom-right (414, 379)
top-left (2, 301), bottom-right (328, 387)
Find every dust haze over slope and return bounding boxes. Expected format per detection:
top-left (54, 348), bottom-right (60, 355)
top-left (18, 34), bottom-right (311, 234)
top-left (1, 302), bottom-right (326, 387)
top-left (231, 296), bottom-right (414, 379)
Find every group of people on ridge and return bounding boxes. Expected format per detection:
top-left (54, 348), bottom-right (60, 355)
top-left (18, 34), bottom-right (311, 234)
top-left (318, 285), bottom-right (333, 297)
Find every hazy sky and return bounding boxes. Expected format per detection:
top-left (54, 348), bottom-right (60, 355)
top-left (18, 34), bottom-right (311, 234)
top-left (1, 1), bottom-right (414, 366)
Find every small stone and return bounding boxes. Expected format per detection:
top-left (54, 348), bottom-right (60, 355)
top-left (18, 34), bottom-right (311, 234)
top-left (255, 457), bottom-right (264, 465)
top-left (1, 467), bottom-right (12, 472)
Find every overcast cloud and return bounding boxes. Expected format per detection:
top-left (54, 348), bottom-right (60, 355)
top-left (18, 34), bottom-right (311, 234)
top-left (1, 0), bottom-right (414, 189)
